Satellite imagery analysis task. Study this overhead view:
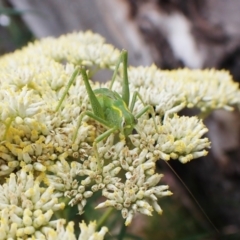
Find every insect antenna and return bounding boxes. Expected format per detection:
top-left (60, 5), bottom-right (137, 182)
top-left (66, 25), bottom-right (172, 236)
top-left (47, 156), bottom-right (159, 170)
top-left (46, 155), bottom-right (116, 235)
top-left (164, 160), bottom-right (220, 235)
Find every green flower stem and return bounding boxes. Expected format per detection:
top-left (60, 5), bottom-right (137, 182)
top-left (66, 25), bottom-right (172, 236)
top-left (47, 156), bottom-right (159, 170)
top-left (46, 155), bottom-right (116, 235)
top-left (118, 221), bottom-right (127, 240)
top-left (96, 207), bottom-right (114, 230)
top-left (198, 109), bottom-right (212, 120)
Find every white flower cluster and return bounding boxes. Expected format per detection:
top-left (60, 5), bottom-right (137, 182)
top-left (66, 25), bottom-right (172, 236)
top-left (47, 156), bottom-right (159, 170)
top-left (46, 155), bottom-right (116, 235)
top-left (26, 31), bottom-right (120, 69)
top-left (0, 168), bottom-right (108, 240)
top-left (0, 30), bottom-right (238, 238)
top-left (126, 65), bottom-right (240, 116)
top-left (44, 115), bottom-right (208, 225)
top-left (0, 169), bottom-right (64, 239)
top-left (48, 220), bottom-right (107, 240)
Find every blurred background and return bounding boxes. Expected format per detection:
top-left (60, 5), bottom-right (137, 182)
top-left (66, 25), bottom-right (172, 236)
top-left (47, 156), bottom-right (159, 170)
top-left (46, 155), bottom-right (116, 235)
top-left (1, 0), bottom-right (240, 239)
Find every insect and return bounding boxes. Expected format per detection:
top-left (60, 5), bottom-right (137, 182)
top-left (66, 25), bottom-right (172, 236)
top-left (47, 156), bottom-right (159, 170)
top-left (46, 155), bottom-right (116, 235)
top-left (57, 50), bottom-right (219, 233)
top-left (57, 50), bottom-right (158, 169)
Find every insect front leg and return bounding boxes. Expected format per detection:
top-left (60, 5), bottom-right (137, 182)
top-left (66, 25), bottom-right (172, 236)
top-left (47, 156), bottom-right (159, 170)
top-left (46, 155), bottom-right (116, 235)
top-left (73, 111), bottom-right (116, 170)
top-left (93, 126), bottom-right (118, 170)
top-left (72, 111), bottom-right (110, 142)
top-left (56, 68), bottom-right (80, 111)
top-left (130, 91), bottom-right (159, 133)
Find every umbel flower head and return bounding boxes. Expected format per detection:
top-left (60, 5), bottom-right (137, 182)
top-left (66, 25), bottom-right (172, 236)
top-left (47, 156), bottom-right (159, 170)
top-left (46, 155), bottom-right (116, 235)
top-left (0, 31), bottom-right (239, 237)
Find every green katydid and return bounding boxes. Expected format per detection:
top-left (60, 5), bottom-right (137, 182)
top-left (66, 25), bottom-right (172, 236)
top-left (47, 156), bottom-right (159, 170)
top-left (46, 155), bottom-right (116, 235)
top-left (56, 50), bottom-right (158, 169)
top-left (57, 50), bottom-right (219, 233)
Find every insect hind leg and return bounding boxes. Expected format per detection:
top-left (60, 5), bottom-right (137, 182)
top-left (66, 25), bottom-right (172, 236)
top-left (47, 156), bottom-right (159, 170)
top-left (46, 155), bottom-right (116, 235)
top-left (110, 50), bottom-right (130, 106)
